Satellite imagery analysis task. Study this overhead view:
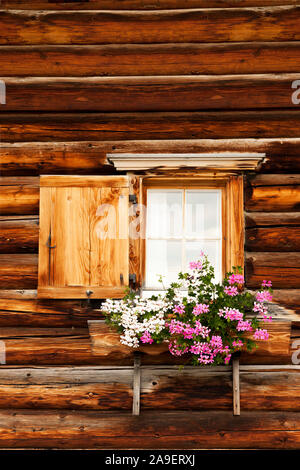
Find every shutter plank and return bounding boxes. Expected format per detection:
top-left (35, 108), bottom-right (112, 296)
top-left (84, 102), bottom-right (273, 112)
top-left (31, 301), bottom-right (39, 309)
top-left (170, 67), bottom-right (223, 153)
top-left (38, 187), bottom-right (51, 288)
top-left (51, 187), bottom-right (90, 288)
top-left (90, 186), bottom-right (129, 289)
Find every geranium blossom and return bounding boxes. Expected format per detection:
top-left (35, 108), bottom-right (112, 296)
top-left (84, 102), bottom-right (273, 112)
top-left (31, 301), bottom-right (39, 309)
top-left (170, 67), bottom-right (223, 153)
top-left (236, 320), bottom-right (252, 332)
top-left (193, 303), bottom-right (210, 316)
top-left (256, 291), bottom-right (273, 302)
top-left (102, 253), bottom-right (272, 366)
top-left (224, 286), bottom-right (238, 296)
top-left (140, 331), bottom-right (153, 344)
top-left (228, 274), bottom-right (244, 285)
top-left (253, 329), bottom-right (269, 340)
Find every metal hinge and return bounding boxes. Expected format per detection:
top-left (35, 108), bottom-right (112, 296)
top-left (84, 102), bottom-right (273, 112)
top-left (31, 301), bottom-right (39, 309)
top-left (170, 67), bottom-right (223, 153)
top-left (129, 194), bottom-right (137, 204)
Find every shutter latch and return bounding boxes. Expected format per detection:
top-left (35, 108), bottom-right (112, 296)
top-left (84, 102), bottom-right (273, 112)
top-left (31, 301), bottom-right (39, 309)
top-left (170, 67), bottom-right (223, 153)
top-left (86, 289), bottom-right (93, 306)
top-left (129, 273), bottom-right (137, 290)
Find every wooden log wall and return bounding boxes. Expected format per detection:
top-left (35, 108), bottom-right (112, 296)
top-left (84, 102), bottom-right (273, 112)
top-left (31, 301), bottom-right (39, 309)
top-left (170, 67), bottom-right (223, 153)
top-left (0, 0), bottom-right (299, 449)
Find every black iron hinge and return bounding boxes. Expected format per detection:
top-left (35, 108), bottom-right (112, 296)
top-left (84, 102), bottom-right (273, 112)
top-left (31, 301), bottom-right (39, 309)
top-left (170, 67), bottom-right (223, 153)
top-left (129, 194), bottom-right (137, 204)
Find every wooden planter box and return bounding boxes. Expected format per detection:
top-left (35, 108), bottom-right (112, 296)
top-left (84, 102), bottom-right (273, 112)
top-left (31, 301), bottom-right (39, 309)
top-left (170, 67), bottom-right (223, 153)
top-left (88, 303), bottom-right (298, 364)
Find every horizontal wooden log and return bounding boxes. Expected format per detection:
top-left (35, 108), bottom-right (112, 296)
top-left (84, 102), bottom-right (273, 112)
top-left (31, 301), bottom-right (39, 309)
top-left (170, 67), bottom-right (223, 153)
top-left (0, 365), bottom-right (298, 412)
top-left (0, 216), bottom-right (38, 253)
top-left (2, 1), bottom-right (298, 10)
top-left (245, 212), bottom-right (300, 228)
top-left (245, 252), bottom-right (300, 288)
top-left (2, 331), bottom-right (101, 366)
top-left (1, 8), bottom-right (300, 45)
top-left (248, 174), bottom-right (300, 186)
top-left (0, 320), bottom-right (293, 365)
top-left (1, 43), bottom-right (300, 76)
top-left (2, 111), bottom-right (300, 142)
top-left (0, 290), bottom-right (37, 300)
top-left (245, 186), bottom-right (300, 212)
top-left (272, 290), bottom-right (300, 315)
top-left (0, 410), bottom-right (298, 449)
top-left (1, 139), bottom-right (300, 176)
top-left (1, 75), bottom-right (299, 111)
top-left (0, 298), bottom-right (102, 327)
top-left (246, 227), bottom-right (300, 252)
top-left (0, 254), bottom-right (38, 289)
top-left (0, 177), bottom-right (39, 215)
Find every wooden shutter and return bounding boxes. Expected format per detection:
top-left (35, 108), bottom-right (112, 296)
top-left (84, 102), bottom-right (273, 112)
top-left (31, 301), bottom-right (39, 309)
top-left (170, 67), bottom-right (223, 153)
top-left (38, 176), bottom-right (129, 299)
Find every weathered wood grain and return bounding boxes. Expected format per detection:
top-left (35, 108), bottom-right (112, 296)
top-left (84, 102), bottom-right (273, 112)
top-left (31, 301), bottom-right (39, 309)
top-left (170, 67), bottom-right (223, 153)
top-left (1, 112), bottom-right (300, 142)
top-left (0, 298), bottom-right (102, 327)
top-left (272, 290), bottom-right (300, 315)
top-left (245, 212), bottom-right (300, 228)
top-left (1, 75), bottom-right (299, 111)
top-left (0, 366), bottom-right (298, 411)
top-left (0, 254), bottom-right (38, 289)
top-left (245, 186), bottom-right (300, 212)
top-left (0, 177), bottom-right (40, 215)
top-left (0, 216), bottom-right (38, 253)
top-left (1, 139), bottom-right (300, 176)
top-left (245, 252), bottom-right (300, 288)
top-left (1, 8), bottom-right (300, 45)
top-left (2, 1), bottom-right (298, 9)
top-left (1, 43), bottom-right (300, 76)
top-left (246, 227), bottom-right (300, 252)
top-left (0, 290), bottom-right (37, 300)
top-left (248, 174), bottom-right (300, 186)
top-left (0, 410), bottom-right (298, 449)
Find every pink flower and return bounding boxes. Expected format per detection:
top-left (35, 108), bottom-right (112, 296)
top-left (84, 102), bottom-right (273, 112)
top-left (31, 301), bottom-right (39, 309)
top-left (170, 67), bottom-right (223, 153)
top-left (210, 335), bottom-right (223, 349)
top-left (256, 290), bottom-right (273, 302)
top-left (224, 286), bottom-right (238, 296)
top-left (140, 331), bottom-right (153, 344)
top-left (173, 304), bottom-right (185, 315)
top-left (168, 319), bottom-right (185, 335)
top-left (253, 329), bottom-right (269, 341)
top-left (190, 341), bottom-right (215, 364)
top-left (224, 355), bottom-right (232, 364)
top-left (236, 320), bottom-right (252, 332)
top-left (232, 340), bottom-right (243, 348)
top-left (262, 280), bottom-right (272, 288)
top-left (169, 340), bottom-right (189, 356)
top-left (219, 307), bottom-right (243, 321)
top-left (194, 321), bottom-right (211, 338)
top-left (189, 261), bottom-right (203, 271)
top-left (228, 274), bottom-right (244, 285)
top-left (193, 303), bottom-right (210, 316)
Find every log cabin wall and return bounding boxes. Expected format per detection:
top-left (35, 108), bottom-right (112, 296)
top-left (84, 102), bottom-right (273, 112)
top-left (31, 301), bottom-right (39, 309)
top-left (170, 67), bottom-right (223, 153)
top-left (0, 0), bottom-right (299, 449)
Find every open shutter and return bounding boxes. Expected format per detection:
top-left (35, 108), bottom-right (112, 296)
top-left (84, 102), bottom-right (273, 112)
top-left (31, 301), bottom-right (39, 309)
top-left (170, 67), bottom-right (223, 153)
top-left (38, 176), bottom-right (129, 299)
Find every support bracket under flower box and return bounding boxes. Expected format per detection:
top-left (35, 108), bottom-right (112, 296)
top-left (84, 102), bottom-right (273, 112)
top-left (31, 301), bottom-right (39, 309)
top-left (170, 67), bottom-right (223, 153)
top-left (130, 349), bottom-right (240, 416)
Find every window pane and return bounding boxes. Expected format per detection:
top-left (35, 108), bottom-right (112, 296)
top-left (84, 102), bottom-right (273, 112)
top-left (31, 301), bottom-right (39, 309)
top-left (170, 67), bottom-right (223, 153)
top-left (146, 240), bottom-right (182, 288)
top-left (185, 190), bottom-right (221, 239)
top-left (147, 190), bottom-right (183, 238)
top-left (185, 240), bottom-right (222, 283)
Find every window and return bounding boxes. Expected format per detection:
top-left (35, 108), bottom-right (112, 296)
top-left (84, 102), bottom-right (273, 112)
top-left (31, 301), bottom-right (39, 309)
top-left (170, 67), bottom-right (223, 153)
top-left (137, 175), bottom-right (244, 294)
top-left (145, 187), bottom-right (223, 288)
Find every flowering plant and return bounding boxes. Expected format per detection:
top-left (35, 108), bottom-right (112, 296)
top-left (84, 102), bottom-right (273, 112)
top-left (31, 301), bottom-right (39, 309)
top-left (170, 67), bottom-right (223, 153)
top-left (101, 252), bottom-right (273, 366)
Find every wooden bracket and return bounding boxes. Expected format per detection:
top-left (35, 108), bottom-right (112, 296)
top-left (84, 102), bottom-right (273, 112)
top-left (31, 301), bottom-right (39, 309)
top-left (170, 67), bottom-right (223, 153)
top-left (232, 355), bottom-right (240, 416)
top-left (132, 352), bottom-right (141, 416)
